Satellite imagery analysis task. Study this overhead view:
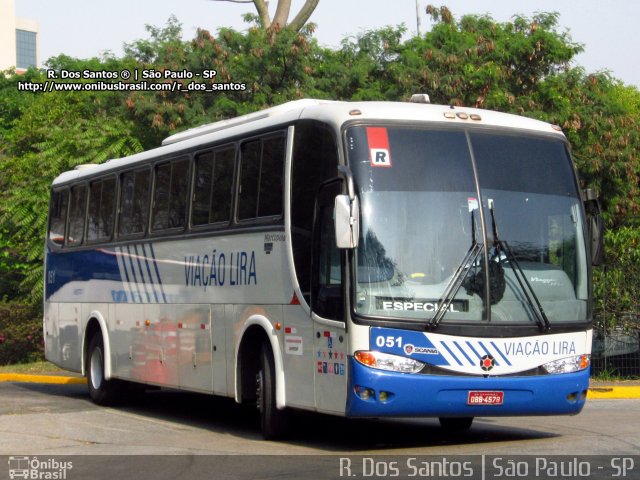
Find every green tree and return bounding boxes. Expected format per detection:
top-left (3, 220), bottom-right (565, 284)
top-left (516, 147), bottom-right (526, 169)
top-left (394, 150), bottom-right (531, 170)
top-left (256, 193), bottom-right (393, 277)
top-left (122, 16), bottom-right (323, 145)
top-left (0, 88), bottom-right (142, 301)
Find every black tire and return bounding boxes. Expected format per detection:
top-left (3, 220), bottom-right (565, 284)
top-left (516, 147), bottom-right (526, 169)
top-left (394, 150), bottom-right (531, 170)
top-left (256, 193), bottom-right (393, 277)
top-left (256, 343), bottom-right (288, 439)
top-left (439, 417), bottom-right (474, 431)
top-left (86, 333), bottom-right (122, 406)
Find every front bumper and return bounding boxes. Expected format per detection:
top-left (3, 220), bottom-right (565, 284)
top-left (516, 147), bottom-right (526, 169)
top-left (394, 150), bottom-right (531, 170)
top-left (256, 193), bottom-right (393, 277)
top-left (346, 357), bottom-right (590, 417)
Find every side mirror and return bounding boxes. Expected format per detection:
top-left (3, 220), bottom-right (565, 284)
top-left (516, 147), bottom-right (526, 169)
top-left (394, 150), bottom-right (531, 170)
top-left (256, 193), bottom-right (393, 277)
top-left (335, 194), bottom-right (359, 249)
top-left (582, 188), bottom-right (604, 266)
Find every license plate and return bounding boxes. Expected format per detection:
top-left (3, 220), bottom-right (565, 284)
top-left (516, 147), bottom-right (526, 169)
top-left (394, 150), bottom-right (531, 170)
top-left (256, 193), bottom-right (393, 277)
top-left (467, 391), bottom-right (504, 406)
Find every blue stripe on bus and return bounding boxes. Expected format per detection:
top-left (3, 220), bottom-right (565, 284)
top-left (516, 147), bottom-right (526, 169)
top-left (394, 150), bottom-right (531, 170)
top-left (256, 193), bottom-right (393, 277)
top-left (119, 246), bottom-right (135, 303)
top-left (141, 243), bottom-right (160, 303)
top-left (491, 341), bottom-right (512, 366)
top-left (453, 341), bottom-right (475, 366)
top-left (465, 340), bottom-right (483, 360)
top-left (44, 246), bottom-right (122, 300)
top-left (441, 342), bottom-right (463, 366)
top-left (134, 244), bottom-right (152, 303)
top-left (126, 245), bottom-right (143, 303)
top-left (149, 243), bottom-right (167, 303)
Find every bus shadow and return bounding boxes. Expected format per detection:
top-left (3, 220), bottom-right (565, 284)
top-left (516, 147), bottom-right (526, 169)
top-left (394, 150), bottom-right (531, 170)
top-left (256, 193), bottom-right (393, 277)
top-left (114, 388), bottom-right (560, 451)
top-left (15, 383), bottom-right (559, 451)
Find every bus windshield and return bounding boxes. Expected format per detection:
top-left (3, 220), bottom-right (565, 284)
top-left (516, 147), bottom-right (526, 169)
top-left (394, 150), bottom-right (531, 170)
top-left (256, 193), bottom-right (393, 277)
top-left (347, 125), bottom-right (589, 326)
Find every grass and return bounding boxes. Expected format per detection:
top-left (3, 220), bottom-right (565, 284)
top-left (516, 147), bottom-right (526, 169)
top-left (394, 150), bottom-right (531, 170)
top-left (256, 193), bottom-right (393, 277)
top-left (591, 368), bottom-right (640, 382)
top-left (0, 360), bottom-right (67, 375)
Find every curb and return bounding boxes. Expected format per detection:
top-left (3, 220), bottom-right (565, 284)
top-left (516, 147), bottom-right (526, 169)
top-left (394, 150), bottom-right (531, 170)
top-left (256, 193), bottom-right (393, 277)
top-left (0, 373), bottom-right (86, 385)
top-left (587, 386), bottom-right (640, 400)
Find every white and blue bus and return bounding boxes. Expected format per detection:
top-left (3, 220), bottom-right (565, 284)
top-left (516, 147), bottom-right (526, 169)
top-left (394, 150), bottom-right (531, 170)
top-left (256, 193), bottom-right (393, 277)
top-left (44, 97), bottom-right (602, 438)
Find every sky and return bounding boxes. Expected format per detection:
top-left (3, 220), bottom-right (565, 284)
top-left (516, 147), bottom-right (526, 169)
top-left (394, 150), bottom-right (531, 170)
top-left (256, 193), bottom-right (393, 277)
top-left (15, 0), bottom-right (640, 88)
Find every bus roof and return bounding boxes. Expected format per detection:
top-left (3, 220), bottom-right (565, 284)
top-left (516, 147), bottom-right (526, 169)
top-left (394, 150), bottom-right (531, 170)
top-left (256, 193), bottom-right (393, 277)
top-left (52, 99), bottom-right (565, 186)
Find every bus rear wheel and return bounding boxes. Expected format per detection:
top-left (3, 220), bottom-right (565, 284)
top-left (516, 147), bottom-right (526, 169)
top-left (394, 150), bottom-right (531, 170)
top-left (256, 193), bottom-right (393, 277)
top-left (256, 343), bottom-right (288, 439)
top-left (86, 333), bottom-right (121, 406)
top-left (439, 417), bottom-right (474, 431)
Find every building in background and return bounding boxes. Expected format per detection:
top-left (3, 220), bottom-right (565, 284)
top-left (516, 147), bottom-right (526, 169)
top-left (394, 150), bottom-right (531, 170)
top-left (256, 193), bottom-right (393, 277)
top-left (0, 0), bottom-right (39, 73)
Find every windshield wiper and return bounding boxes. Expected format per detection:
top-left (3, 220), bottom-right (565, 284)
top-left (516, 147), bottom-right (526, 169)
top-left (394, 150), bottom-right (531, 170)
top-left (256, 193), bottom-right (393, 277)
top-left (488, 200), bottom-right (551, 332)
top-left (427, 210), bottom-right (482, 329)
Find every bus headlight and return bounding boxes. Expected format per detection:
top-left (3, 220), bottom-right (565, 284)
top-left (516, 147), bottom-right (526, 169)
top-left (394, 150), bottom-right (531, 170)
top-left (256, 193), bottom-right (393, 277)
top-left (542, 354), bottom-right (590, 374)
top-left (355, 351), bottom-right (425, 373)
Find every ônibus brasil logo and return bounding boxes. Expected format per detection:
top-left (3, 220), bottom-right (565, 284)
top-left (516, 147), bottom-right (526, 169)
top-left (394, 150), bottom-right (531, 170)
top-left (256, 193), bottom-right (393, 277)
top-left (480, 354), bottom-right (496, 372)
top-left (8, 456), bottom-right (73, 479)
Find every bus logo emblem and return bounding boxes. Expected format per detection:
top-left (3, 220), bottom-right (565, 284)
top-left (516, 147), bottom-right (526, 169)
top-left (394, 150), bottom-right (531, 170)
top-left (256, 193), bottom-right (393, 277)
top-left (480, 355), bottom-right (496, 371)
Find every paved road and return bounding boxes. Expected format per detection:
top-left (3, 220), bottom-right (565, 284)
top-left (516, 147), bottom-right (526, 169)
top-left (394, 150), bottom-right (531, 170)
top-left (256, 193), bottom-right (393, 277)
top-left (0, 381), bottom-right (638, 457)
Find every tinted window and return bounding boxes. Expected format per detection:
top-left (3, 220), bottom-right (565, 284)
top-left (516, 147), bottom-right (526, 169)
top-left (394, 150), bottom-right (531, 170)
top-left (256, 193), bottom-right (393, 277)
top-left (87, 177), bottom-right (116, 242)
top-left (66, 185), bottom-right (87, 246)
top-left (49, 189), bottom-right (69, 246)
top-left (152, 158), bottom-right (190, 231)
top-left (118, 168), bottom-right (151, 236)
top-left (192, 146), bottom-right (235, 226)
top-left (258, 136), bottom-right (285, 217)
top-left (238, 140), bottom-right (261, 220)
top-left (192, 152), bottom-right (214, 226)
top-left (210, 148), bottom-right (235, 223)
top-left (470, 133), bottom-right (577, 195)
top-left (238, 133), bottom-right (285, 220)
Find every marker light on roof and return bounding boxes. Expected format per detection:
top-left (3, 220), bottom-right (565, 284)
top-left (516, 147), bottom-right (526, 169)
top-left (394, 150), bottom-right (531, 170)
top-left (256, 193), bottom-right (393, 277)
top-left (470, 114), bottom-right (482, 121)
top-left (443, 112), bottom-right (456, 119)
top-left (456, 112), bottom-right (469, 120)
top-left (409, 93), bottom-right (431, 104)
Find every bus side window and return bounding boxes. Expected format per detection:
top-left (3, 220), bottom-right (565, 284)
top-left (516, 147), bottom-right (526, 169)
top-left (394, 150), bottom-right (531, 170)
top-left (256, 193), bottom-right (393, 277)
top-left (192, 146), bottom-right (235, 226)
top-left (192, 151), bottom-right (214, 226)
top-left (210, 148), bottom-right (235, 223)
top-left (238, 140), bottom-right (261, 220)
top-left (66, 185), bottom-right (87, 246)
top-left (238, 133), bottom-right (285, 221)
top-left (87, 177), bottom-right (116, 242)
top-left (118, 168), bottom-right (151, 237)
top-left (49, 189), bottom-right (69, 246)
top-left (258, 135), bottom-right (285, 217)
top-left (152, 158), bottom-right (189, 231)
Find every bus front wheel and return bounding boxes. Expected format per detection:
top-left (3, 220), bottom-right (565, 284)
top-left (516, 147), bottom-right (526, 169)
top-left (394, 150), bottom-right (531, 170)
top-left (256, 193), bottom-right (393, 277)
top-left (256, 343), bottom-right (288, 439)
top-left (86, 333), bottom-right (121, 406)
top-left (439, 417), bottom-right (474, 431)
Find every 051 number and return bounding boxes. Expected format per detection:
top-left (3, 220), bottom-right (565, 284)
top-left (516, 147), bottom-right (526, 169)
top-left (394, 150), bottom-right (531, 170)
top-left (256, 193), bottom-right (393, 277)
top-left (375, 335), bottom-right (402, 348)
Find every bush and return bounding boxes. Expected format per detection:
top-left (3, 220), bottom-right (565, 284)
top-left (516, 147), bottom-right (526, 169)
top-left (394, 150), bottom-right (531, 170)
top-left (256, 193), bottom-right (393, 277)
top-left (0, 302), bottom-right (44, 365)
top-left (593, 226), bottom-right (640, 332)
